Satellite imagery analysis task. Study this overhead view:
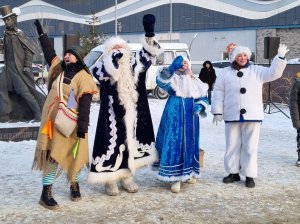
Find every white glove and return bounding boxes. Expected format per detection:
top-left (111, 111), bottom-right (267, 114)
top-left (277, 44), bottom-right (289, 58)
top-left (213, 115), bottom-right (223, 126)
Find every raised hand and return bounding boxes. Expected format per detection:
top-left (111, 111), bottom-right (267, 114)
top-left (169, 56), bottom-right (184, 74)
top-left (34, 19), bottom-right (44, 36)
top-left (277, 44), bottom-right (289, 58)
top-left (143, 14), bottom-right (155, 37)
top-left (112, 51), bottom-right (123, 68)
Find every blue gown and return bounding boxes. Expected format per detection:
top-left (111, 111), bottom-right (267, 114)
top-left (153, 68), bottom-right (208, 181)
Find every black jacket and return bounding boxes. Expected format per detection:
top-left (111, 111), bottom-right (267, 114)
top-left (199, 61), bottom-right (216, 91)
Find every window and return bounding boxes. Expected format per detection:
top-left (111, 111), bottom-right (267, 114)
top-left (162, 51), bottom-right (175, 65)
top-left (175, 51), bottom-right (189, 60)
top-left (84, 51), bottom-right (103, 67)
top-left (222, 52), bottom-right (229, 60)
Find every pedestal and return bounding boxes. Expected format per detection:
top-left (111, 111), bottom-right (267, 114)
top-left (0, 126), bottom-right (39, 142)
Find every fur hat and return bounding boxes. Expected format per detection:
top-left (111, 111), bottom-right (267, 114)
top-left (230, 46), bottom-right (252, 62)
top-left (1, 5), bottom-right (21, 19)
top-left (103, 36), bottom-right (130, 54)
top-left (65, 46), bottom-right (87, 64)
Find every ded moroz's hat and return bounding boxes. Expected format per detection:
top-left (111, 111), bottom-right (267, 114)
top-left (1, 5), bottom-right (21, 19)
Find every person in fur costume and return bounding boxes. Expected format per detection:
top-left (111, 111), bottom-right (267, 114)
top-left (88, 14), bottom-right (163, 196)
top-left (152, 56), bottom-right (208, 193)
top-left (211, 43), bottom-right (288, 188)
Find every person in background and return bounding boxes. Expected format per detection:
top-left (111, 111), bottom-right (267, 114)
top-left (153, 55), bottom-right (208, 193)
top-left (88, 14), bottom-right (163, 196)
top-left (289, 71), bottom-right (300, 167)
top-left (199, 60), bottom-right (216, 105)
top-left (212, 43), bottom-right (289, 188)
top-left (0, 5), bottom-right (44, 122)
top-left (32, 20), bottom-right (98, 210)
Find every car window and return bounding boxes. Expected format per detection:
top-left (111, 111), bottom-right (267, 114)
top-left (212, 61), bottom-right (231, 68)
top-left (175, 51), bottom-right (189, 60)
top-left (163, 51), bottom-right (174, 65)
top-left (155, 53), bottom-right (164, 65)
top-left (84, 51), bottom-right (103, 68)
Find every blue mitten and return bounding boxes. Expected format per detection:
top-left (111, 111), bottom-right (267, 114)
top-left (193, 103), bottom-right (207, 118)
top-left (193, 96), bottom-right (209, 118)
top-left (169, 56), bottom-right (184, 74)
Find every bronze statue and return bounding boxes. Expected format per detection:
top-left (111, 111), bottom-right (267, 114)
top-left (0, 5), bottom-right (45, 122)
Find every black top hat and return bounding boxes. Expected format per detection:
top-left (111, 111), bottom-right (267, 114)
top-left (1, 5), bottom-right (18, 19)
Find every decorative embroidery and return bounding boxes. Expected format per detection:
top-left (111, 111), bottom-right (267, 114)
top-left (95, 62), bottom-right (105, 80)
top-left (141, 49), bottom-right (152, 61)
top-left (95, 144), bottom-right (125, 172)
top-left (92, 96), bottom-right (117, 166)
top-left (134, 141), bottom-right (155, 158)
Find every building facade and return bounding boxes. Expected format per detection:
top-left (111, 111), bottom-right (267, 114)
top-left (0, 0), bottom-right (300, 63)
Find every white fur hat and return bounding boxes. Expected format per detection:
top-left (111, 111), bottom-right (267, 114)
top-left (230, 46), bottom-right (251, 62)
top-left (103, 36), bottom-right (130, 54)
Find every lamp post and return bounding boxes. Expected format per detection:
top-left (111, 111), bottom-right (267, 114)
top-left (115, 0), bottom-right (118, 36)
top-left (189, 33), bottom-right (198, 51)
top-left (169, 0), bottom-right (172, 42)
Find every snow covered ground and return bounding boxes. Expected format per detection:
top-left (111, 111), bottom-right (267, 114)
top-left (0, 97), bottom-right (299, 224)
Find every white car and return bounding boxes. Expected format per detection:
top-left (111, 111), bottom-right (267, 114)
top-left (32, 63), bottom-right (48, 85)
top-left (84, 42), bottom-right (191, 100)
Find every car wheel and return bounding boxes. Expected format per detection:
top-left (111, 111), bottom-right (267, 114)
top-left (154, 86), bottom-right (168, 99)
top-left (36, 77), bottom-right (46, 85)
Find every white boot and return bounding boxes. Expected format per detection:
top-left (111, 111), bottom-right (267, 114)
top-left (171, 181), bottom-right (181, 193)
top-left (121, 176), bottom-right (139, 193)
top-left (186, 177), bottom-right (197, 184)
top-left (105, 181), bottom-right (119, 196)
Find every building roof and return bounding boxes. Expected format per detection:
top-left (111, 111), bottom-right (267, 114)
top-left (0, 0), bottom-right (299, 27)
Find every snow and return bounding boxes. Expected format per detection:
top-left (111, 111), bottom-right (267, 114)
top-left (0, 97), bottom-right (299, 223)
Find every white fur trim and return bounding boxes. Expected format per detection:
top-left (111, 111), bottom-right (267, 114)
top-left (132, 49), bottom-right (144, 84)
top-left (140, 37), bottom-right (164, 56)
top-left (88, 169), bottom-right (131, 184)
top-left (170, 74), bottom-right (208, 98)
top-left (230, 46), bottom-right (251, 62)
top-left (157, 172), bottom-right (201, 182)
top-left (103, 36), bottom-right (131, 54)
top-left (132, 143), bottom-right (159, 169)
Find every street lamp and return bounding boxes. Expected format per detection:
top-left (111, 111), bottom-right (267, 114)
top-left (115, 0), bottom-right (118, 36)
top-left (169, 0), bottom-right (172, 42)
top-left (189, 33), bottom-right (198, 51)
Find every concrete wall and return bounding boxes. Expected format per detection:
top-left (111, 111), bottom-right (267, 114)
top-left (256, 28), bottom-right (300, 63)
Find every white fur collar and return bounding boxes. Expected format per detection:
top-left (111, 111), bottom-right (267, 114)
top-left (170, 74), bottom-right (208, 98)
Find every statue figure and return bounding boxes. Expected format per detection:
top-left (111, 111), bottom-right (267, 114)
top-left (0, 5), bottom-right (45, 122)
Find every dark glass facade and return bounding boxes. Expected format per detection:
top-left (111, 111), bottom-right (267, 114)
top-left (0, 1), bottom-right (299, 36)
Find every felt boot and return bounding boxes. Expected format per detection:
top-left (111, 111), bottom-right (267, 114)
top-left (171, 181), bottom-right (181, 193)
top-left (105, 181), bottom-right (119, 196)
top-left (121, 176), bottom-right (139, 193)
